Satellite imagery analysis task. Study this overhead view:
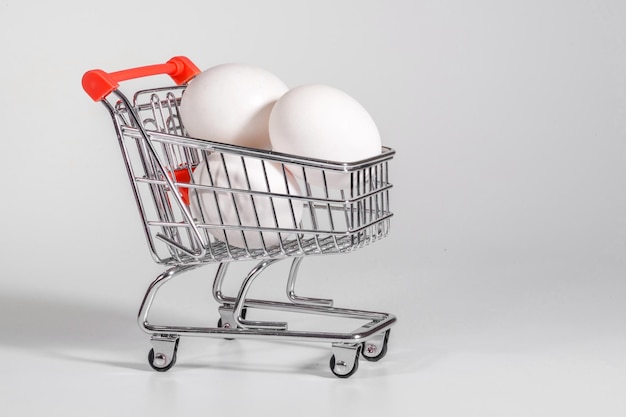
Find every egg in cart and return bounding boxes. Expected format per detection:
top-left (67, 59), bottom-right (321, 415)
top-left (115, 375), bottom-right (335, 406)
top-left (82, 57), bottom-right (397, 378)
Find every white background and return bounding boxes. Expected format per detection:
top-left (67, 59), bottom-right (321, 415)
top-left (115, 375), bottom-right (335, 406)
top-left (1, 0), bottom-right (625, 415)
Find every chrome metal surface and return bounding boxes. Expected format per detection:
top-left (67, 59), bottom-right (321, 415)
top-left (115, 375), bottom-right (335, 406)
top-left (96, 81), bottom-right (398, 377)
top-left (331, 344), bottom-right (361, 378)
top-left (287, 257), bottom-right (333, 307)
top-left (149, 335), bottom-right (179, 370)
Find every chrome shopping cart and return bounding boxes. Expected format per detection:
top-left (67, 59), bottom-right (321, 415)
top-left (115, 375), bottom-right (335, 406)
top-left (82, 56), bottom-right (397, 378)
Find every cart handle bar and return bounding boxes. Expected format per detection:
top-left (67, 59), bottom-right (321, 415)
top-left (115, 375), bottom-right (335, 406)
top-left (82, 56), bottom-right (201, 102)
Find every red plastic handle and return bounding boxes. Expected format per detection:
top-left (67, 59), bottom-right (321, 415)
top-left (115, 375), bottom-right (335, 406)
top-left (82, 56), bottom-right (201, 101)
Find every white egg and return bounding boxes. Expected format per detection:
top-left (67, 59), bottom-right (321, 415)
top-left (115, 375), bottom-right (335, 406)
top-left (190, 153), bottom-right (303, 250)
top-left (180, 63), bottom-right (288, 150)
top-left (268, 84), bottom-right (382, 189)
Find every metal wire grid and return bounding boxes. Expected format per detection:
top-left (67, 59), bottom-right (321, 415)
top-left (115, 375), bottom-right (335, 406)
top-left (102, 86), bottom-right (394, 265)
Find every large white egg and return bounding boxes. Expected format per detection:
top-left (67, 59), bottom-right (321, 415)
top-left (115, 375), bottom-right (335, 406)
top-left (190, 153), bottom-right (303, 250)
top-left (180, 63), bottom-right (289, 149)
top-left (268, 84), bottom-right (382, 189)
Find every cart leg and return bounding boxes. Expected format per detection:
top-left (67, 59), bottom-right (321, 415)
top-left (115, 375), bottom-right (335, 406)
top-left (138, 265), bottom-right (199, 372)
top-left (234, 259), bottom-right (287, 330)
top-left (286, 257), bottom-right (334, 307)
top-left (138, 264), bottom-right (199, 333)
top-left (212, 260), bottom-right (287, 331)
top-left (211, 262), bottom-right (230, 305)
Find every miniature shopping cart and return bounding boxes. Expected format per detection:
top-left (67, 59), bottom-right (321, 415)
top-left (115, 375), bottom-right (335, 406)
top-left (82, 56), bottom-right (397, 378)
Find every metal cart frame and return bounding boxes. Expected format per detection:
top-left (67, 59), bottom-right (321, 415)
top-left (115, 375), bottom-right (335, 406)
top-left (82, 56), bottom-right (397, 378)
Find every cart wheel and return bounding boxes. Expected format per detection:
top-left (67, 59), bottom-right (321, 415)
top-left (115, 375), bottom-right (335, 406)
top-left (217, 308), bottom-right (247, 340)
top-left (361, 329), bottom-right (391, 362)
top-left (329, 346), bottom-right (361, 378)
top-left (217, 307), bottom-right (248, 328)
top-left (148, 339), bottom-right (179, 372)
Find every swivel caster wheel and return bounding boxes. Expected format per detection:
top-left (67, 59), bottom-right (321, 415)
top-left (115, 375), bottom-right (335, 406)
top-left (329, 344), bottom-right (361, 378)
top-left (148, 337), bottom-right (179, 372)
top-left (217, 307), bottom-right (248, 329)
top-left (217, 307), bottom-right (248, 340)
top-left (361, 329), bottom-right (391, 362)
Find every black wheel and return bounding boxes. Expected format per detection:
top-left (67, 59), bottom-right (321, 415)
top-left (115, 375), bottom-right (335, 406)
top-left (148, 339), bottom-right (179, 372)
top-left (361, 329), bottom-right (390, 362)
top-left (329, 346), bottom-right (361, 378)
